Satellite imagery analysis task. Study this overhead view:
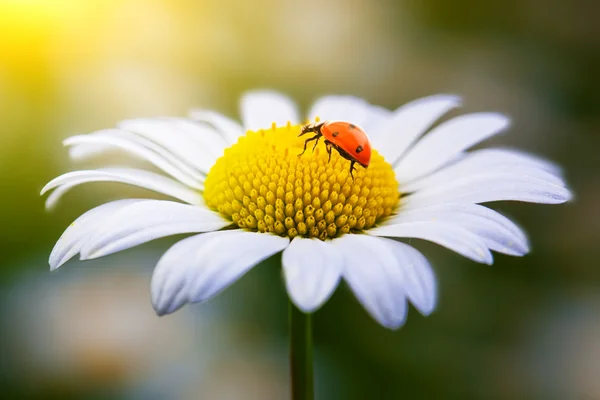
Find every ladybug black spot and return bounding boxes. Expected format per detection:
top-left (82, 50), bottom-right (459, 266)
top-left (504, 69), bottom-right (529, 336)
top-left (332, 131), bottom-right (339, 137)
top-left (348, 124), bottom-right (356, 129)
top-left (356, 145), bottom-right (363, 153)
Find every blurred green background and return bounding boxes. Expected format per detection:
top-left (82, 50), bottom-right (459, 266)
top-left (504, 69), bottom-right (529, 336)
top-left (1, 0), bottom-right (598, 399)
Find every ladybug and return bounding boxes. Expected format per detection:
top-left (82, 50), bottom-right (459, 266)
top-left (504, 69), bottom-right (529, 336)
top-left (298, 120), bottom-right (372, 178)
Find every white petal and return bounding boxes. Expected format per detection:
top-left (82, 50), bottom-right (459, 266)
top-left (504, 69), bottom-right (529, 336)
top-left (378, 238), bottom-right (437, 315)
top-left (402, 172), bottom-right (572, 207)
top-left (118, 118), bottom-right (226, 174)
top-left (368, 221), bottom-right (493, 264)
top-left (79, 200), bottom-right (230, 260)
top-left (151, 231), bottom-right (289, 315)
top-left (41, 168), bottom-right (204, 205)
top-left (387, 204), bottom-right (529, 256)
top-left (282, 238), bottom-right (343, 313)
top-left (402, 148), bottom-right (565, 193)
top-left (151, 231), bottom-right (230, 315)
top-left (188, 109), bottom-right (244, 145)
top-left (240, 91), bottom-right (300, 131)
top-left (77, 129), bottom-right (205, 181)
top-left (44, 176), bottom-right (174, 211)
top-left (332, 235), bottom-right (408, 330)
top-left (64, 131), bottom-right (204, 189)
top-left (45, 181), bottom-right (80, 210)
top-left (185, 232), bottom-right (287, 303)
top-left (69, 143), bottom-right (113, 161)
top-left (162, 118), bottom-right (227, 157)
top-left (480, 148), bottom-right (564, 175)
top-left (395, 113), bottom-right (510, 183)
top-left (307, 95), bottom-right (392, 133)
top-left (362, 104), bottom-right (393, 133)
top-left (49, 199), bottom-right (142, 270)
top-left (373, 94), bottom-right (461, 164)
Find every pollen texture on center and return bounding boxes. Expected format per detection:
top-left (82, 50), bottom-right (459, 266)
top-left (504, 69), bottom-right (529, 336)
top-left (203, 123), bottom-right (400, 240)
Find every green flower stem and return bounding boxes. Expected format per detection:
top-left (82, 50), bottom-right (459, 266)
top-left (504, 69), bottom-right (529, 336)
top-left (289, 300), bottom-right (314, 400)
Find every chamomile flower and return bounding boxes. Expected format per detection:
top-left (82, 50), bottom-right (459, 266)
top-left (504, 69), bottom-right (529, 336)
top-left (42, 91), bottom-right (571, 329)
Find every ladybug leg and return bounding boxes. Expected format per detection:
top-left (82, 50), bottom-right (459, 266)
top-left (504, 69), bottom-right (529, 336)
top-left (311, 135), bottom-right (320, 152)
top-left (298, 134), bottom-right (320, 157)
top-left (325, 141), bottom-right (332, 162)
top-left (349, 160), bottom-right (356, 179)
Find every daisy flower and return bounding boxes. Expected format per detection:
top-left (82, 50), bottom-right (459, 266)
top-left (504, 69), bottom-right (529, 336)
top-left (42, 91), bottom-right (571, 330)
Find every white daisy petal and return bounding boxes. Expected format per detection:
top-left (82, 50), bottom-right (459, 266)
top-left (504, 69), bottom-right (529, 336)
top-left (480, 148), bottom-right (564, 175)
top-left (395, 113), bottom-right (511, 183)
top-left (362, 104), bottom-right (393, 133)
top-left (188, 109), bottom-right (244, 145)
top-left (307, 96), bottom-right (392, 133)
top-left (67, 129), bottom-right (207, 181)
top-left (402, 173), bottom-right (572, 207)
top-left (41, 168), bottom-right (204, 205)
top-left (373, 94), bottom-right (462, 165)
top-left (387, 204), bottom-right (529, 256)
top-left (118, 118), bottom-right (225, 174)
top-left (368, 221), bottom-right (493, 264)
top-left (44, 175), bottom-right (191, 211)
top-left (79, 200), bottom-right (230, 260)
top-left (282, 238), bottom-right (344, 313)
top-left (64, 131), bottom-right (204, 189)
top-left (186, 232), bottom-right (288, 303)
top-left (68, 143), bottom-right (113, 161)
top-left (151, 231), bottom-right (229, 315)
top-left (45, 181), bottom-right (81, 210)
top-left (332, 235), bottom-right (408, 330)
top-left (240, 91), bottom-right (300, 131)
top-left (49, 199), bottom-right (142, 270)
top-left (396, 203), bottom-right (528, 244)
top-left (308, 96), bottom-right (367, 123)
top-left (162, 118), bottom-right (228, 157)
top-left (402, 148), bottom-right (565, 193)
top-left (151, 231), bottom-right (289, 315)
top-left (378, 238), bottom-right (437, 316)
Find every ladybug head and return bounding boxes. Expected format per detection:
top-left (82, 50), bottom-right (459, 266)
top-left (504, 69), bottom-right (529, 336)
top-left (299, 121), bottom-right (325, 137)
top-left (300, 124), bottom-right (312, 135)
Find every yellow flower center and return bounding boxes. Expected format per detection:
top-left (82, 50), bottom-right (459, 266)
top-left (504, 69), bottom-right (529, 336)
top-left (204, 122), bottom-right (400, 240)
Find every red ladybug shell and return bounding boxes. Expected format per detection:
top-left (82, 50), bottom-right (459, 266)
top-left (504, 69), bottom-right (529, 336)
top-left (320, 121), bottom-right (372, 168)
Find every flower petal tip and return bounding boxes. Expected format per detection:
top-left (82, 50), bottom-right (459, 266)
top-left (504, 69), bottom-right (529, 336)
top-left (419, 93), bottom-right (462, 105)
top-left (152, 299), bottom-right (183, 317)
top-left (40, 184), bottom-right (51, 196)
top-left (50, 254), bottom-right (70, 271)
top-left (291, 299), bottom-right (319, 314)
top-left (480, 112), bottom-right (512, 131)
top-left (384, 319), bottom-right (407, 331)
top-left (78, 251), bottom-right (95, 261)
top-left (419, 307), bottom-right (436, 317)
top-left (563, 188), bottom-right (575, 202)
top-left (518, 247), bottom-right (531, 257)
top-left (437, 94), bottom-right (462, 106)
top-left (545, 186), bottom-right (573, 204)
top-left (62, 136), bottom-right (78, 146)
top-left (153, 306), bottom-right (169, 317)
